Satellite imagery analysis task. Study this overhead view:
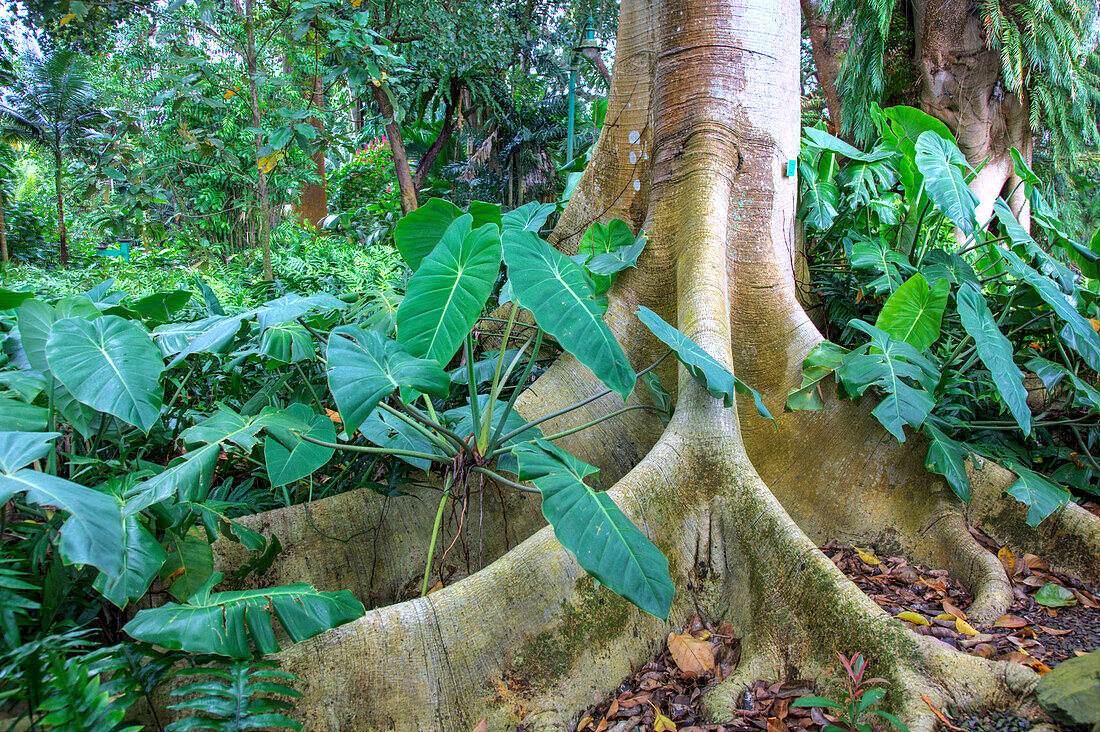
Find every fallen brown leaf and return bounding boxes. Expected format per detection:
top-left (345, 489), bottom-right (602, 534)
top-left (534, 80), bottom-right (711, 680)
top-left (993, 615), bottom-right (1028, 628)
top-left (997, 546), bottom-right (1016, 576)
top-left (667, 632), bottom-right (715, 678)
top-left (921, 695), bottom-right (962, 731)
top-left (1039, 626), bottom-right (1073, 636)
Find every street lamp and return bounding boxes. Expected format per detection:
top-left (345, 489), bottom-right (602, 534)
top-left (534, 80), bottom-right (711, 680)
top-left (566, 18), bottom-right (607, 163)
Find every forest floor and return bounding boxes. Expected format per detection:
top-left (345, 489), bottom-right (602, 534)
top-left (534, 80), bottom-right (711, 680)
top-left (568, 504), bottom-right (1100, 732)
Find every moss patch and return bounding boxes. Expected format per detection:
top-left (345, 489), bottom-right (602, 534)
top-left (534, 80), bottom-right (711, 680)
top-left (510, 575), bottom-right (634, 687)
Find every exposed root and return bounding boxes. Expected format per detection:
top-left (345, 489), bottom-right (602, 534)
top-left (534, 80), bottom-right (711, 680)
top-left (967, 459), bottom-right (1100, 586)
top-left (214, 477), bottom-right (545, 607)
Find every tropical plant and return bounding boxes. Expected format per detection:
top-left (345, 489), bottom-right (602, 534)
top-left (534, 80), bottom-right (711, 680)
top-left (794, 106), bottom-right (1100, 524)
top-left (0, 50), bottom-right (104, 266)
top-left (165, 659), bottom-right (302, 732)
top-left (792, 652), bottom-right (910, 732)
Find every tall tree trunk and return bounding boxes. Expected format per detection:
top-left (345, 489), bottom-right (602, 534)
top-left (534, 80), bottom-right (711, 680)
top-left (411, 78), bottom-right (461, 192)
top-left (800, 0), bottom-right (850, 134)
top-left (371, 84), bottom-right (419, 214)
top-left (246, 0), bottom-right (273, 280)
top-left (298, 74), bottom-right (328, 227)
top-left (911, 0), bottom-right (1032, 231)
top-left (53, 151), bottom-right (69, 267)
top-left (150, 0), bottom-right (1098, 728)
top-left (0, 192), bottom-right (8, 263)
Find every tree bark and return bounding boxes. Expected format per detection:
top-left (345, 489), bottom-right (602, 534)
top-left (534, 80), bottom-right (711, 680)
top-left (800, 0), bottom-right (849, 133)
top-left (371, 83), bottom-right (419, 214)
top-left (0, 192), bottom-right (8, 263)
top-left (149, 0), bottom-right (1098, 729)
top-left (298, 74), bottom-right (328, 227)
top-left (911, 0), bottom-right (1032, 231)
top-left (245, 0), bottom-right (273, 280)
top-left (53, 151), bottom-right (69, 267)
top-left (412, 78), bottom-right (461, 192)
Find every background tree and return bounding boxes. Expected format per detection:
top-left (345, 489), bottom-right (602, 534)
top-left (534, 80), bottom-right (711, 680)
top-left (811, 0), bottom-right (1100, 229)
top-left (1, 49), bottom-right (102, 266)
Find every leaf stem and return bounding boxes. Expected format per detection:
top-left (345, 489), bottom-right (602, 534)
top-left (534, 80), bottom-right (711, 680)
top-left (421, 472), bottom-right (452, 597)
top-left (296, 433), bottom-right (451, 464)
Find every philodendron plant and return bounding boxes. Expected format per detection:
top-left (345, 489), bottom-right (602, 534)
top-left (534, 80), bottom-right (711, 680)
top-left (308, 198), bottom-right (775, 620)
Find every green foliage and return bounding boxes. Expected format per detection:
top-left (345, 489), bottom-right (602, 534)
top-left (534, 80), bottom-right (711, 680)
top-left (795, 109), bottom-right (1100, 522)
top-left (166, 659), bottom-right (303, 732)
top-left (793, 652), bottom-right (909, 732)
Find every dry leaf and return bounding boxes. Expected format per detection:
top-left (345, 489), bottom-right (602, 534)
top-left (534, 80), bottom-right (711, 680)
top-left (941, 599), bottom-right (968, 620)
top-left (576, 715), bottom-right (594, 731)
top-left (921, 695), bottom-right (962, 731)
top-left (896, 611), bottom-right (930, 625)
top-left (997, 546), bottom-right (1016, 576)
top-left (1073, 589), bottom-right (1100, 608)
top-left (855, 548), bottom-right (881, 565)
top-left (667, 632), bottom-right (715, 678)
top-left (1021, 554), bottom-right (1048, 571)
top-left (993, 615), bottom-right (1028, 628)
top-left (955, 618), bottom-right (979, 636)
top-left (767, 717), bottom-right (790, 732)
top-left (471, 718), bottom-right (488, 732)
top-left (1040, 626), bottom-right (1073, 636)
top-left (651, 703), bottom-right (677, 732)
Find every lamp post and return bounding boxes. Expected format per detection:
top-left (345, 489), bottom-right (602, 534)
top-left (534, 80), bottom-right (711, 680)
top-left (566, 18), bottom-right (604, 164)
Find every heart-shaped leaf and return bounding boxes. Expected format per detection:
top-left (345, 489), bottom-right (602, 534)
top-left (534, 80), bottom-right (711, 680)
top-left (263, 404), bottom-right (336, 487)
top-left (326, 326), bottom-right (450, 435)
top-left (396, 216), bottom-right (502, 367)
top-left (46, 315), bottom-right (165, 432)
top-left (875, 273), bottom-right (950, 352)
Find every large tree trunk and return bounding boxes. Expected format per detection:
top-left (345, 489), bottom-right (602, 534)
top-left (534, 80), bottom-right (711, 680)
top-left (911, 0), bottom-right (1032, 231)
top-left (160, 0), bottom-right (1099, 729)
top-left (245, 0), bottom-right (273, 280)
top-left (800, 0), bottom-right (849, 133)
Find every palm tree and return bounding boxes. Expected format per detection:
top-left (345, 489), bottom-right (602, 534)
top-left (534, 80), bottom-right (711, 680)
top-left (1, 50), bottom-right (102, 266)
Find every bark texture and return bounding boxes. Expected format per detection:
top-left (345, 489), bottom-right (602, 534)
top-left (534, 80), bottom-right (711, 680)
top-left (298, 75), bottom-right (328, 227)
top-left (182, 0), bottom-right (1100, 729)
top-left (800, 0), bottom-right (849, 132)
top-left (911, 0), bottom-right (1031, 230)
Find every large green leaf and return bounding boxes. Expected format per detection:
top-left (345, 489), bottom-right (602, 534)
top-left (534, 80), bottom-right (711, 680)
top-left (393, 198), bottom-right (462, 270)
top-left (152, 315), bottom-right (247, 360)
top-left (395, 216), bottom-right (502, 367)
top-left (159, 533), bottom-right (214, 602)
top-left (785, 341), bottom-right (851, 411)
top-left (0, 469), bottom-right (124, 576)
top-left (259, 322), bottom-right (315, 363)
top-left (874, 273), bottom-right (950, 351)
top-left (578, 219), bottom-right (638, 295)
top-left (850, 237), bottom-right (907, 293)
top-left (0, 396), bottom-right (48, 431)
top-left (357, 409), bottom-right (440, 471)
top-left (132, 290), bottom-right (192, 322)
top-left (955, 284), bottom-right (1030, 435)
top-left (501, 201), bottom-right (556, 232)
top-left (881, 105), bottom-right (955, 158)
top-left (635, 306), bottom-right (774, 423)
top-left (254, 293), bottom-right (347, 331)
top-left (992, 199), bottom-right (1075, 291)
top-left (46, 315), bottom-right (165, 432)
top-left (914, 131), bottom-right (978, 236)
top-left (263, 404), bottom-right (336, 487)
top-left (0, 289), bottom-right (34, 311)
top-left (0, 370), bottom-right (47, 402)
top-left (123, 573), bottom-right (365, 658)
top-left (922, 424), bottom-right (972, 502)
top-left (18, 296), bottom-right (100, 372)
top-left (181, 408), bottom-right (269, 452)
top-left (514, 440), bottom-right (673, 619)
top-left (836, 320), bottom-right (939, 443)
top-left (798, 159), bottom-right (839, 230)
top-left (1000, 248), bottom-right (1100, 373)
top-left (0, 431), bottom-right (60, 473)
top-left (803, 127), bottom-right (895, 163)
top-left (124, 443), bottom-right (220, 514)
top-left (93, 516), bottom-right (166, 608)
top-left (1003, 462), bottom-right (1071, 526)
top-left (1025, 356), bottom-right (1100, 413)
top-left (503, 230), bottom-right (635, 399)
top-left (326, 326), bottom-right (450, 434)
